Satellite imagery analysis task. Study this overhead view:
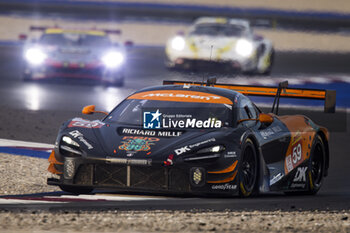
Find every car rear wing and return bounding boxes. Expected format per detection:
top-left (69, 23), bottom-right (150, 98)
top-left (163, 80), bottom-right (336, 113)
top-left (29, 26), bottom-right (121, 34)
top-left (103, 29), bottom-right (122, 35)
top-left (30, 26), bottom-right (47, 31)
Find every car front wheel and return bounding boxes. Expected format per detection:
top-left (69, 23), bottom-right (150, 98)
top-left (238, 138), bottom-right (259, 197)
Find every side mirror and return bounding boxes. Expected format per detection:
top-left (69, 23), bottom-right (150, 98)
top-left (259, 113), bottom-right (273, 124)
top-left (18, 34), bottom-right (28, 41)
top-left (82, 105), bottom-right (108, 115)
top-left (82, 105), bottom-right (96, 115)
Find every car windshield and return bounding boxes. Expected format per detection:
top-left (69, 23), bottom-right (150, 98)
top-left (40, 33), bottom-right (111, 47)
top-left (105, 99), bottom-right (233, 128)
top-left (190, 23), bottom-right (246, 37)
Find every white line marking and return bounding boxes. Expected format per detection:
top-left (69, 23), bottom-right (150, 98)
top-left (0, 138), bottom-right (54, 149)
top-left (56, 194), bottom-right (173, 201)
top-left (0, 199), bottom-right (65, 204)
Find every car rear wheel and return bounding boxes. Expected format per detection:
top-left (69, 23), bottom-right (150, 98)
top-left (59, 185), bottom-right (94, 195)
top-left (306, 135), bottom-right (326, 195)
top-left (238, 138), bottom-right (259, 197)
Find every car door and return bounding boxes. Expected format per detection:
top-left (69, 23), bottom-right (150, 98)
top-left (237, 96), bottom-right (290, 186)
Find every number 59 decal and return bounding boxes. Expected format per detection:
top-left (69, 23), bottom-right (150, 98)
top-left (292, 143), bottom-right (302, 164)
top-left (286, 139), bottom-right (303, 173)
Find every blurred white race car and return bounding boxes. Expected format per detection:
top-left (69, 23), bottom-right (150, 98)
top-left (165, 17), bottom-right (274, 75)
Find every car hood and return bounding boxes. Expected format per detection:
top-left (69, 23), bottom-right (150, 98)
top-left (186, 35), bottom-right (240, 50)
top-left (40, 45), bottom-right (106, 62)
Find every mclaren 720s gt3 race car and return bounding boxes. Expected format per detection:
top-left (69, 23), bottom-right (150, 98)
top-left (47, 79), bottom-right (335, 197)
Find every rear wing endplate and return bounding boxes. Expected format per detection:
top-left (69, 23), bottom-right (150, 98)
top-left (163, 80), bottom-right (336, 113)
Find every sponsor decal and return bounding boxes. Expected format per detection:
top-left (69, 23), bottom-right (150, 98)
top-left (270, 173), bottom-right (284, 185)
top-left (174, 138), bottom-right (216, 155)
top-left (293, 167), bottom-right (307, 182)
top-left (211, 184), bottom-right (237, 190)
top-left (68, 118), bottom-right (104, 129)
top-left (126, 152), bottom-right (136, 157)
top-left (118, 136), bottom-right (159, 152)
top-left (224, 151), bottom-right (237, 158)
top-left (292, 141), bottom-right (302, 164)
top-left (286, 154), bottom-right (293, 173)
top-left (192, 168), bottom-right (202, 185)
top-left (190, 167), bottom-right (205, 187)
top-left (143, 109), bottom-right (162, 129)
top-left (119, 127), bottom-right (183, 137)
top-left (106, 157), bottom-right (152, 166)
top-left (163, 154), bottom-right (174, 166)
top-left (68, 130), bottom-right (93, 149)
top-left (286, 137), bottom-right (303, 173)
top-left (128, 90), bottom-right (233, 104)
top-left (260, 126), bottom-right (282, 139)
top-left (143, 109), bottom-right (222, 129)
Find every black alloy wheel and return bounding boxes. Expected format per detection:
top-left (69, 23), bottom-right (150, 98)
top-left (307, 135), bottom-right (326, 194)
top-left (239, 138), bottom-right (259, 197)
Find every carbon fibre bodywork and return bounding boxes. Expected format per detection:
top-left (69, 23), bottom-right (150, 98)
top-left (47, 84), bottom-right (329, 195)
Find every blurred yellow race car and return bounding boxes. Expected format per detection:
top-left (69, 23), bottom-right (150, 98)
top-left (165, 17), bottom-right (274, 75)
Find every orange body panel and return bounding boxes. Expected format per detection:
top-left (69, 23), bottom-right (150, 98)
top-left (48, 150), bottom-right (63, 175)
top-left (208, 161), bottom-right (238, 174)
top-left (278, 115), bottom-right (316, 175)
top-left (207, 170), bottom-right (238, 184)
top-left (128, 90), bottom-right (233, 104)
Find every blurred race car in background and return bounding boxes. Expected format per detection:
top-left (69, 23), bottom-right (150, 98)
top-left (20, 26), bottom-right (132, 86)
top-left (166, 17), bottom-right (274, 75)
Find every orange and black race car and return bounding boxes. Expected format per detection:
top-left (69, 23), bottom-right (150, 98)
top-left (47, 79), bottom-right (335, 196)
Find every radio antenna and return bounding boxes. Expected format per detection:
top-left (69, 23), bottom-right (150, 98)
top-left (202, 45), bottom-right (214, 85)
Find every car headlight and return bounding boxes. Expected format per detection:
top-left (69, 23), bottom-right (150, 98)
top-left (235, 39), bottom-right (254, 57)
top-left (60, 136), bottom-right (82, 156)
top-left (62, 136), bottom-right (80, 147)
top-left (102, 51), bottom-right (124, 68)
top-left (170, 36), bottom-right (185, 51)
top-left (24, 48), bottom-right (47, 65)
top-left (196, 145), bottom-right (225, 154)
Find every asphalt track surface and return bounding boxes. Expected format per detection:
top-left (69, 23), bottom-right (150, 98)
top-left (0, 45), bottom-right (349, 211)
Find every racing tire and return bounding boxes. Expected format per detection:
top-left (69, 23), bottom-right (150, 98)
top-left (238, 138), bottom-right (259, 197)
top-left (59, 185), bottom-right (94, 195)
top-left (306, 135), bottom-right (326, 195)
